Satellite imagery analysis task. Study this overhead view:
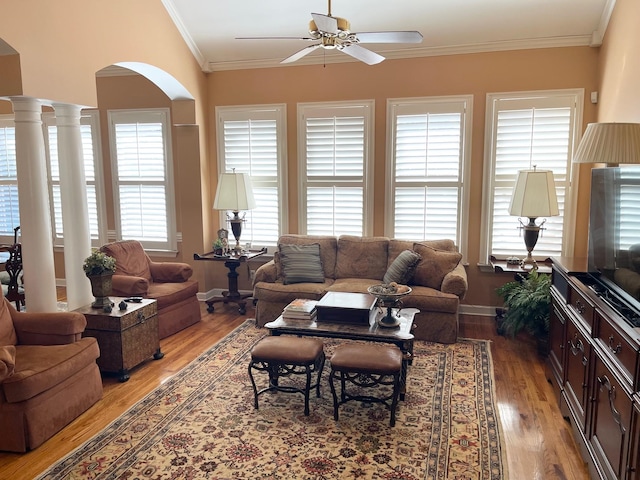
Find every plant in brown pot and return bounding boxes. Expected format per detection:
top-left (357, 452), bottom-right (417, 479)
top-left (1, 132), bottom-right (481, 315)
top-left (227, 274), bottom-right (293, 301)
top-left (83, 250), bottom-right (117, 309)
top-left (496, 269), bottom-right (552, 355)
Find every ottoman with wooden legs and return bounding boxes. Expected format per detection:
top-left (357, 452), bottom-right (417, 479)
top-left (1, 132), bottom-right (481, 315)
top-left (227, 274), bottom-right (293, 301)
top-left (248, 336), bottom-right (325, 416)
top-left (329, 343), bottom-right (403, 427)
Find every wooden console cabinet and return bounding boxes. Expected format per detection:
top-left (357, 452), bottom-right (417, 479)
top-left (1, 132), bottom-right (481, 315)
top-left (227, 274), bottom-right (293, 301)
top-left (76, 297), bottom-right (163, 382)
top-left (548, 257), bottom-right (640, 480)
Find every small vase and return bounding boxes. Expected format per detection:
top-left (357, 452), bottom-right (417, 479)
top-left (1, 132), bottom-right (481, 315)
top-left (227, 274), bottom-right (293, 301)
top-left (88, 273), bottom-right (114, 309)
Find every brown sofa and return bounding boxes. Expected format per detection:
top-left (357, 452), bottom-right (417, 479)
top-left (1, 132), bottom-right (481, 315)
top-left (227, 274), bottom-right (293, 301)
top-left (253, 235), bottom-right (468, 343)
top-left (100, 240), bottom-right (201, 339)
top-left (0, 297), bottom-right (102, 452)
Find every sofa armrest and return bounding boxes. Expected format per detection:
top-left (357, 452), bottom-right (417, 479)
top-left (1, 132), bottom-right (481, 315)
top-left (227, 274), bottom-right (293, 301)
top-left (441, 263), bottom-right (468, 299)
top-left (253, 260), bottom-right (277, 286)
top-left (149, 262), bottom-right (193, 283)
top-left (112, 274), bottom-right (149, 296)
top-left (11, 310), bottom-right (87, 345)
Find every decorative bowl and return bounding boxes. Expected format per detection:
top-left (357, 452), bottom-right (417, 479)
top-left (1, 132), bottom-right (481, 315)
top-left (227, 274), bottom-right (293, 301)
top-left (367, 284), bottom-right (412, 327)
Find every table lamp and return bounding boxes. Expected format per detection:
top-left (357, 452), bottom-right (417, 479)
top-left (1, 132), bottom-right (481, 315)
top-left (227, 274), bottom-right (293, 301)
top-left (573, 122), bottom-right (640, 165)
top-left (509, 167), bottom-right (559, 269)
top-left (213, 170), bottom-right (256, 254)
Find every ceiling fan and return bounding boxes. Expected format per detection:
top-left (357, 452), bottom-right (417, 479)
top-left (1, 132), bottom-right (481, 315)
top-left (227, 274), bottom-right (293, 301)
top-left (237, 0), bottom-right (423, 65)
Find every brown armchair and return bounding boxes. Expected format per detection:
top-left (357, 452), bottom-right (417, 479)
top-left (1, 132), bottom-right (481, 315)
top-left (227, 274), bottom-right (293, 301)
top-left (0, 298), bottom-right (102, 452)
top-left (100, 240), bottom-right (201, 339)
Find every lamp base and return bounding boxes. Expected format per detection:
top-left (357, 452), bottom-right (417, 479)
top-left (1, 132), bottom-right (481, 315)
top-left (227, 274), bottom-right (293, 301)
top-left (518, 217), bottom-right (544, 270)
top-left (228, 212), bottom-right (243, 254)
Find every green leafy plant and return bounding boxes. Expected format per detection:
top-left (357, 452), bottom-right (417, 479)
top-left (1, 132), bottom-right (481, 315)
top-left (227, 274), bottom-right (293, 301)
top-left (496, 269), bottom-right (552, 339)
top-left (213, 238), bottom-right (224, 250)
top-left (83, 250), bottom-right (116, 277)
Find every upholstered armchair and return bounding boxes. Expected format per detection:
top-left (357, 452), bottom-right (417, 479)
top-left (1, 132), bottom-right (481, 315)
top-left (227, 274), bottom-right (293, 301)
top-left (100, 240), bottom-right (201, 339)
top-left (0, 298), bottom-right (102, 452)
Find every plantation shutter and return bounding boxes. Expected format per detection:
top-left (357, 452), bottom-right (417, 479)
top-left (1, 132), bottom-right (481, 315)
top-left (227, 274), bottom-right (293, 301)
top-left (619, 166), bottom-right (640, 250)
top-left (300, 102), bottom-right (372, 236)
top-left (489, 97), bottom-right (575, 259)
top-left (109, 110), bottom-right (174, 250)
top-left (0, 121), bottom-right (19, 241)
top-left (391, 99), bottom-right (467, 244)
top-left (221, 115), bottom-right (280, 247)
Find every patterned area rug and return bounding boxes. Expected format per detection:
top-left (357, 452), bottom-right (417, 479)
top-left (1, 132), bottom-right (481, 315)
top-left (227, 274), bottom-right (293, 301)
top-left (37, 320), bottom-right (506, 480)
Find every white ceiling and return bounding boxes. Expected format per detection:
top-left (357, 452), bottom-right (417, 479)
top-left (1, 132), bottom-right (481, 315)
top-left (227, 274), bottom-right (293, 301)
top-left (163, 0), bottom-right (615, 72)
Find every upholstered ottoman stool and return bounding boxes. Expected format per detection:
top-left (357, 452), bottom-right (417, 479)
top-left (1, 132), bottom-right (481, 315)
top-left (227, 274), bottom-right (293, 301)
top-left (248, 336), bottom-right (325, 416)
top-left (329, 343), bottom-right (403, 426)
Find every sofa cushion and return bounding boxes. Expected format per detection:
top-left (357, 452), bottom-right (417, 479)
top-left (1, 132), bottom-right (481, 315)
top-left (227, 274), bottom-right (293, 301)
top-left (412, 243), bottom-right (463, 290)
top-left (276, 235), bottom-right (338, 279)
top-left (383, 249), bottom-right (421, 284)
top-left (335, 236), bottom-right (389, 280)
top-left (0, 298), bottom-right (17, 346)
top-left (146, 280), bottom-right (199, 310)
top-left (253, 279), bottom-right (332, 303)
top-left (279, 244), bottom-right (325, 284)
top-left (2, 338), bottom-right (100, 403)
top-left (0, 345), bottom-right (16, 381)
top-left (100, 240), bottom-right (152, 282)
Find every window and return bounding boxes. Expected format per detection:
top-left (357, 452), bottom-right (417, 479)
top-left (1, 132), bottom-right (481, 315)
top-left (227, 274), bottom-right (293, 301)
top-left (43, 110), bottom-right (106, 247)
top-left (0, 116), bottom-right (18, 243)
top-left (386, 96), bottom-right (472, 257)
top-left (298, 101), bottom-right (374, 236)
top-left (619, 166), bottom-right (640, 250)
top-left (108, 109), bottom-right (176, 252)
top-left (480, 90), bottom-right (583, 263)
top-left (216, 105), bottom-right (287, 248)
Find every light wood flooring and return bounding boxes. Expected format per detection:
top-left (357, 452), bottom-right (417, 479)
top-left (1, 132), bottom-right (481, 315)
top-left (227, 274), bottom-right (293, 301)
top-left (0, 299), bottom-right (589, 479)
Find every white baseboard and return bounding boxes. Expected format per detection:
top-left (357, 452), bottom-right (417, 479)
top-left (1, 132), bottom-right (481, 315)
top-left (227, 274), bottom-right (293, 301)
top-left (196, 288), bottom-right (253, 302)
top-left (459, 304), bottom-right (498, 317)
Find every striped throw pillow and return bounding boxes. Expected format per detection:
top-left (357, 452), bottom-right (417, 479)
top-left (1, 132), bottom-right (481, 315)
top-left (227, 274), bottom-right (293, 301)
top-left (279, 243), bottom-right (325, 285)
top-left (383, 249), bottom-right (421, 284)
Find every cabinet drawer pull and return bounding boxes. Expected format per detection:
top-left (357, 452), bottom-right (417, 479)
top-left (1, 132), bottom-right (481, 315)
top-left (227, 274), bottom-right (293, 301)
top-left (608, 335), bottom-right (622, 355)
top-left (597, 375), bottom-right (626, 435)
top-left (137, 311), bottom-right (146, 323)
top-left (568, 335), bottom-right (584, 356)
top-left (574, 299), bottom-right (586, 315)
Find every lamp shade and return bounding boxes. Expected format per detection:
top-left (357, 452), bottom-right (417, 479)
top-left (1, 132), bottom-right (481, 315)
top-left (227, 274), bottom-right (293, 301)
top-left (509, 169), bottom-right (559, 218)
top-left (573, 122), bottom-right (640, 164)
top-left (213, 172), bottom-right (256, 211)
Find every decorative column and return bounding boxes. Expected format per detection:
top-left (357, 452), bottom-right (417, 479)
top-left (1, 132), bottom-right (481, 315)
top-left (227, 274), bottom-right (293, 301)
top-left (10, 97), bottom-right (58, 312)
top-left (53, 103), bottom-right (93, 310)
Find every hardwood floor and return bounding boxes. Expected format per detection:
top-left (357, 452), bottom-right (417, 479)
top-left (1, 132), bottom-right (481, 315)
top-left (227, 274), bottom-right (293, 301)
top-left (0, 301), bottom-right (589, 479)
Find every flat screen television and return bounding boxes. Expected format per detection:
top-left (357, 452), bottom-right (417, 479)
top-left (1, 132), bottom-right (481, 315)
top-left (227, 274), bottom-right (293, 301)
top-left (588, 166), bottom-right (640, 321)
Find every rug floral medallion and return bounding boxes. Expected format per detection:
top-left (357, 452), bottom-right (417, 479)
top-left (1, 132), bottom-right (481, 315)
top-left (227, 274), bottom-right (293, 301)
top-left (37, 320), bottom-right (506, 480)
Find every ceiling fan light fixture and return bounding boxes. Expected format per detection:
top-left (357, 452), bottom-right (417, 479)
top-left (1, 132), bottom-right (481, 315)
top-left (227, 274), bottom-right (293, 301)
top-left (309, 17), bottom-right (350, 36)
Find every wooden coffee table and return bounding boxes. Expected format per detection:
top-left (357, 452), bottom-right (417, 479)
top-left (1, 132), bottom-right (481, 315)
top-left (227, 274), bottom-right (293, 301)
top-left (264, 307), bottom-right (418, 399)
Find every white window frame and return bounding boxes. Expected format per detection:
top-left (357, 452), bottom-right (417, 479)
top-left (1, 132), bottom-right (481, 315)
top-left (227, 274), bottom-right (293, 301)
top-left (108, 108), bottom-right (177, 252)
top-left (297, 100), bottom-right (375, 236)
top-left (215, 104), bottom-right (288, 250)
top-left (0, 115), bottom-right (18, 245)
top-left (385, 95), bottom-right (473, 259)
top-left (43, 110), bottom-right (107, 248)
top-left (479, 89), bottom-right (584, 266)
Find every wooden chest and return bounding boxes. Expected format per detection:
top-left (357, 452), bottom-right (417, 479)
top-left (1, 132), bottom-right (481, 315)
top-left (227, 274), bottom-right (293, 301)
top-left (76, 297), bottom-right (162, 381)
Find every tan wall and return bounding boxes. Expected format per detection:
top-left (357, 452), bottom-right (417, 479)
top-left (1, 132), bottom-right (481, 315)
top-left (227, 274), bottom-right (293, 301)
top-left (0, 0), bottom-right (214, 293)
top-left (208, 46), bottom-right (599, 306)
top-left (597, 0), bottom-right (640, 122)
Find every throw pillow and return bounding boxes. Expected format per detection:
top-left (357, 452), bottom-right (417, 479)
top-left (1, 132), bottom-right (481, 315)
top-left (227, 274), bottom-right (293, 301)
top-left (0, 345), bottom-right (16, 381)
top-left (279, 243), bottom-right (325, 285)
top-left (383, 249), bottom-right (422, 284)
top-left (412, 243), bottom-right (462, 289)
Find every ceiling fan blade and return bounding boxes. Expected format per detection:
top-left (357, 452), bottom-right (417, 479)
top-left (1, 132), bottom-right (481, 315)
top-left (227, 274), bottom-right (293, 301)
top-left (356, 31), bottom-right (423, 44)
top-left (281, 44), bottom-right (322, 64)
top-left (341, 44), bottom-right (385, 65)
top-left (311, 13), bottom-right (339, 34)
top-left (236, 36), bottom-right (316, 41)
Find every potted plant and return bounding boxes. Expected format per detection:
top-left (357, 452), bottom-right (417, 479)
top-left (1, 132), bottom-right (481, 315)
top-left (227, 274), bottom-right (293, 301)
top-left (496, 269), bottom-right (552, 354)
top-left (83, 250), bottom-right (117, 309)
top-left (213, 238), bottom-right (224, 255)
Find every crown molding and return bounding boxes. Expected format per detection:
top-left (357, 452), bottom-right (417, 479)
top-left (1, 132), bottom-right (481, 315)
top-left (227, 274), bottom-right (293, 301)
top-left (590, 0), bottom-right (617, 46)
top-left (161, 0), bottom-right (207, 69)
top-left (204, 34), bottom-right (594, 72)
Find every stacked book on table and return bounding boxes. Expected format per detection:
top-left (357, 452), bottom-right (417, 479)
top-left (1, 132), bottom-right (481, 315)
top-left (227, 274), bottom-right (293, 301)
top-left (282, 298), bottom-right (318, 321)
